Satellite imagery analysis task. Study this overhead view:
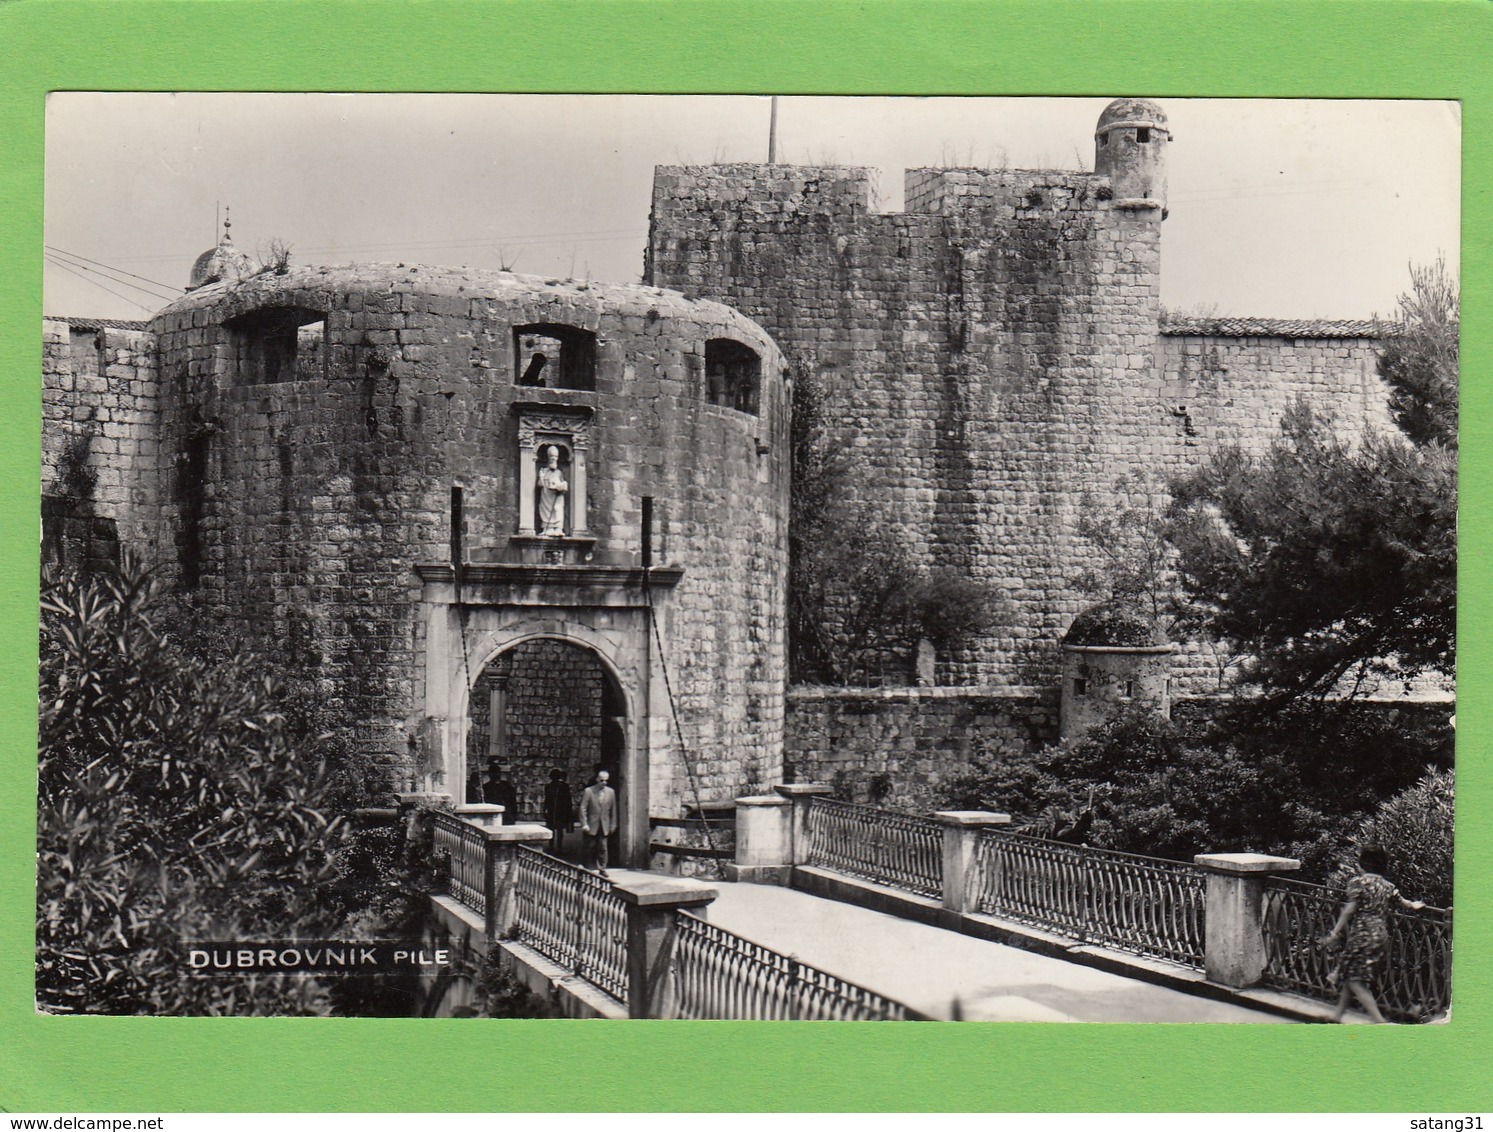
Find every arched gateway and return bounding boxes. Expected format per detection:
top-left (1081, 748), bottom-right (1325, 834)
top-left (113, 263), bottom-right (787, 857)
top-left (463, 638), bottom-right (627, 835)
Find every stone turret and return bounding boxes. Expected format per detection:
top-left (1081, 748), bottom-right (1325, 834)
top-left (1094, 98), bottom-right (1171, 218)
top-left (1059, 602), bottom-right (1174, 743)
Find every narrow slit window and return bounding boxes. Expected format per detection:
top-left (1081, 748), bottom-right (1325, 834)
top-left (1073, 678), bottom-right (1087, 698)
top-left (704, 339), bottom-right (761, 415)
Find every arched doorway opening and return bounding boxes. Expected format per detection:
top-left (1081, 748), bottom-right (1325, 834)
top-left (465, 637), bottom-right (627, 858)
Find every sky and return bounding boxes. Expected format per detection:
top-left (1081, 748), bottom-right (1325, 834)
top-left (43, 94), bottom-right (1460, 323)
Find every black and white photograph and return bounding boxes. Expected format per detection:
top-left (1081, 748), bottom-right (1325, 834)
top-left (38, 94), bottom-right (1457, 1022)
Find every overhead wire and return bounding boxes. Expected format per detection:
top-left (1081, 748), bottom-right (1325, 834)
top-left (45, 250), bottom-right (182, 305)
top-left (43, 254), bottom-right (158, 313)
top-left (44, 258), bottom-right (180, 307)
top-left (109, 226), bottom-right (650, 263)
top-left (44, 245), bottom-right (184, 295)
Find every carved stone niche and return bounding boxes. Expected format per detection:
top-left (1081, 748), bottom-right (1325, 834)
top-left (513, 403), bottom-right (594, 560)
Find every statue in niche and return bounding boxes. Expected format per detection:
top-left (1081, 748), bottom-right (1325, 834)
top-left (537, 444), bottom-right (569, 536)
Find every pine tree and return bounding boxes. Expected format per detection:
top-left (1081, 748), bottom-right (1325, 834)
top-left (1166, 261), bottom-right (1457, 704)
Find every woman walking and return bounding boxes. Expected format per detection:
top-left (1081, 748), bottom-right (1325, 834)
top-left (1320, 844), bottom-right (1426, 1023)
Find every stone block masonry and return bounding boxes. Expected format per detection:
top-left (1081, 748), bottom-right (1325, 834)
top-left (784, 688), bottom-right (1451, 818)
top-left (785, 685), bottom-right (1060, 814)
top-left (58, 263), bottom-right (790, 823)
top-left (648, 161), bottom-right (1391, 693)
top-left (42, 319), bottom-right (166, 569)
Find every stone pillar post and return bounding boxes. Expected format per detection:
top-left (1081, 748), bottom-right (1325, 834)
top-left (612, 874), bottom-right (718, 1019)
top-left (455, 803), bottom-right (506, 828)
top-left (727, 794), bottom-right (792, 884)
top-left (482, 822), bottom-right (553, 940)
top-left (933, 811), bottom-right (1010, 918)
top-left (1194, 852), bottom-right (1301, 988)
top-left (776, 782), bottom-right (833, 866)
top-left (571, 445), bottom-right (590, 534)
top-left (517, 443), bottom-right (538, 535)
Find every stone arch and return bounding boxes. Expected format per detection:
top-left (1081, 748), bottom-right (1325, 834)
top-left (447, 623), bottom-right (637, 842)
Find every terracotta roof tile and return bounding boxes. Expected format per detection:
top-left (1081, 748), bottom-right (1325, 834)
top-left (1160, 315), bottom-right (1381, 339)
top-left (48, 315), bottom-right (151, 331)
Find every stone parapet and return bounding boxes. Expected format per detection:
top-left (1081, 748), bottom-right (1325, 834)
top-left (1194, 852), bottom-right (1302, 989)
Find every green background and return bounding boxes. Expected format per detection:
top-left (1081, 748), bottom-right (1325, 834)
top-left (0, 0), bottom-right (1488, 1112)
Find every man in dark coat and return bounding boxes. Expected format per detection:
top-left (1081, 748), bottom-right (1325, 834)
top-left (482, 764), bottom-right (519, 824)
top-left (543, 768), bottom-right (574, 854)
top-left (579, 769), bottom-right (618, 877)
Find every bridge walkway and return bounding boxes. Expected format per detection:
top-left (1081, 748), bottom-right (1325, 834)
top-left (693, 879), bottom-right (1289, 1023)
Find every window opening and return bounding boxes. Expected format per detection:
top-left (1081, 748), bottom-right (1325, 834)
top-left (226, 306), bottom-right (326, 385)
top-left (1136, 127), bottom-right (1151, 143)
top-left (704, 339), bottom-right (761, 415)
top-left (514, 324), bottom-right (596, 391)
top-left (1073, 678), bottom-right (1087, 697)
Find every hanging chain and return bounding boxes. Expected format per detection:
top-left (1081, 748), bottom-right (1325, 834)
top-left (647, 602), bottom-right (719, 856)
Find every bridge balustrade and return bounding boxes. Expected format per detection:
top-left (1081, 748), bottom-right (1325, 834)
top-left (513, 845), bottom-right (630, 1004)
top-left (805, 795), bottom-right (943, 898)
top-left (432, 810), bottom-right (489, 917)
top-left (971, 829), bottom-right (1207, 968)
top-left (1261, 875), bottom-right (1451, 1023)
top-left (671, 911), bottom-right (913, 1020)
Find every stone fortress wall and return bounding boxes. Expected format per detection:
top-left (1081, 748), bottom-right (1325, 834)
top-left (644, 99), bottom-right (1395, 696)
top-left (43, 265), bottom-right (790, 813)
top-left (42, 98), bottom-right (1421, 813)
top-left (42, 319), bottom-right (166, 569)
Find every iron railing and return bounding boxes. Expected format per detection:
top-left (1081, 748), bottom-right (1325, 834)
top-left (671, 912), bottom-right (913, 1020)
top-left (1261, 876), bottom-right (1452, 1023)
top-left (512, 845), bottom-right (629, 1004)
top-left (431, 810), bottom-right (488, 916)
top-left (805, 797), bottom-right (943, 899)
top-left (970, 829), bottom-right (1207, 968)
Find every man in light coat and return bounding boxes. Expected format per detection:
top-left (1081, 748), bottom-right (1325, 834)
top-left (580, 769), bottom-right (618, 877)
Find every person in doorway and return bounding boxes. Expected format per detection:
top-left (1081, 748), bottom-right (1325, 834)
top-left (1319, 844), bottom-right (1428, 1023)
top-left (543, 767), bottom-right (574, 854)
top-left (483, 764), bottom-right (519, 824)
top-left (580, 769), bottom-right (618, 878)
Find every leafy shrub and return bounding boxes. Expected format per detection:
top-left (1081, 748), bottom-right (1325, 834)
top-left (37, 556), bottom-right (350, 1014)
top-left (938, 703), bottom-right (1446, 878)
top-left (1334, 767), bottom-right (1453, 907)
top-left (1063, 602), bottom-right (1166, 648)
top-left (451, 953), bottom-right (561, 1019)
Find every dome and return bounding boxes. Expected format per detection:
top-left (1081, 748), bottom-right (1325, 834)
top-left (1063, 602), bottom-right (1169, 648)
top-left (1096, 98), bottom-right (1169, 133)
top-left (186, 214), bottom-right (254, 291)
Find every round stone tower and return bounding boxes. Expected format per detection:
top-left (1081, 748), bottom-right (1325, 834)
top-left (1094, 98), bottom-right (1171, 216)
top-left (147, 263), bottom-right (789, 864)
top-left (1059, 602), bottom-right (1175, 744)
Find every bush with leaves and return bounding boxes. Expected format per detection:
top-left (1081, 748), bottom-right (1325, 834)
top-left (37, 556), bottom-right (351, 1014)
top-left (940, 703), bottom-right (1447, 878)
top-left (1332, 767), bottom-right (1453, 907)
top-left (449, 952), bottom-right (561, 1019)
